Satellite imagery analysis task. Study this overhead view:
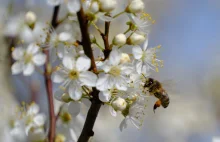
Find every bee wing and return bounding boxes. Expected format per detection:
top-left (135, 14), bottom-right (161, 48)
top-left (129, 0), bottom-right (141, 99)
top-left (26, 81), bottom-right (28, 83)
top-left (161, 78), bottom-right (180, 94)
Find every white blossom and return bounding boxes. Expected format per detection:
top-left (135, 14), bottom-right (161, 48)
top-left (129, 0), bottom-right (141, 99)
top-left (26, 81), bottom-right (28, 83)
top-left (11, 43), bottom-right (46, 76)
top-left (49, 31), bottom-right (73, 62)
top-left (132, 39), bottom-right (162, 73)
top-left (128, 13), bottom-right (152, 35)
top-left (96, 48), bottom-right (133, 92)
top-left (52, 55), bottom-right (97, 100)
top-left (120, 103), bottom-right (146, 131)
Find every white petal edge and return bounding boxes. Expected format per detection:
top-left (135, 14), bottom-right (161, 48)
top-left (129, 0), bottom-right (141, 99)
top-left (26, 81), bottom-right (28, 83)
top-left (68, 84), bottom-right (82, 101)
top-left (32, 53), bottom-right (46, 66)
top-left (79, 71), bottom-right (97, 87)
top-left (52, 70), bottom-right (67, 83)
top-left (11, 61), bottom-right (23, 75)
top-left (109, 48), bottom-right (121, 66)
top-left (67, 0), bottom-right (81, 13)
top-left (76, 56), bottom-right (91, 72)
top-left (62, 55), bottom-right (75, 70)
top-left (58, 32), bottom-right (72, 41)
top-left (98, 91), bottom-right (111, 102)
top-left (23, 63), bottom-right (35, 76)
top-left (142, 38), bottom-right (149, 51)
top-left (132, 46), bottom-right (143, 59)
top-left (96, 73), bottom-right (110, 91)
top-left (12, 47), bottom-right (24, 60)
top-left (27, 43), bottom-right (40, 54)
top-left (68, 102), bottom-right (81, 117)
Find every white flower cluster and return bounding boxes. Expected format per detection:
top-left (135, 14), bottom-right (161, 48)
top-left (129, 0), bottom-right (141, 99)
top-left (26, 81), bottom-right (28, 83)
top-left (9, 103), bottom-right (46, 142)
top-left (6, 0), bottom-right (164, 140)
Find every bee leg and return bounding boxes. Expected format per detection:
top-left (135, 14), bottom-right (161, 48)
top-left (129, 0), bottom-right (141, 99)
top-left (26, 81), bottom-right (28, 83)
top-left (153, 100), bottom-right (161, 113)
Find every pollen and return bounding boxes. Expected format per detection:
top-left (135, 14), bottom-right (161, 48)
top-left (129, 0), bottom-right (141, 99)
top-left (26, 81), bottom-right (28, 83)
top-left (69, 70), bottom-right (79, 80)
top-left (109, 66), bottom-right (121, 77)
top-left (24, 53), bottom-right (33, 64)
top-left (61, 112), bottom-right (72, 123)
top-left (140, 12), bottom-right (156, 24)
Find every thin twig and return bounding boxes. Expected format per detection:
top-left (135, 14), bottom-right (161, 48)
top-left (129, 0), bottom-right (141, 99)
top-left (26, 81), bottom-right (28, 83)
top-left (44, 5), bottom-right (60, 142)
top-left (77, 7), bottom-right (97, 73)
top-left (76, 6), bottom-right (102, 142)
top-left (102, 21), bottom-right (111, 59)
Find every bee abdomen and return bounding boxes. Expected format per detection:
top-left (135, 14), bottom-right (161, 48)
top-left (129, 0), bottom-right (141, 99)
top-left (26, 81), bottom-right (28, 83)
top-left (161, 95), bottom-right (169, 108)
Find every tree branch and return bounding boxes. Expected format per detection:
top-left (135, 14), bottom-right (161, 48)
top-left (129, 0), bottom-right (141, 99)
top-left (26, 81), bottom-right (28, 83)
top-left (44, 5), bottom-right (60, 142)
top-left (76, 6), bottom-right (102, 142)
top-left (102, 21), bottom-right (111, 59)
top-left (77, 8), bottom-right (97, 73)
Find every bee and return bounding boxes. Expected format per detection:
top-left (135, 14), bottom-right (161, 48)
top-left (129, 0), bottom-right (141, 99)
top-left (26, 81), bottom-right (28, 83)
top-left (143, 77), bottom-right (170, 113)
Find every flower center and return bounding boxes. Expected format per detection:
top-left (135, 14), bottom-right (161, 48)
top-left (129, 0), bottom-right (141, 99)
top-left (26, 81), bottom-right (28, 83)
top-left (61, 112), bottom-right (72, 123)
top-left (69, 70), bottom-right (79, 80)
top-left (109, 66), bottom-right (121, 77)
top-left (24, 53), bottom-right (33, 64)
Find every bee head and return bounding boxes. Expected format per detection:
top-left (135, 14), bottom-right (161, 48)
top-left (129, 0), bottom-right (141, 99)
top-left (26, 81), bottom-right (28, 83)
top-left (144, 78), bottom-right (154, 87)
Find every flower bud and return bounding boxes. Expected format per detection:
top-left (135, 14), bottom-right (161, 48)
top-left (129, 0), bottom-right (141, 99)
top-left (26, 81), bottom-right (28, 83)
top-left (55, 134), bottom-right (66, 142)
top-left (61, 93), bottom-right (71, 103)
top-left (25, 11), bottom-right (37, 26)
top-left (112, 97), bottom-right (127, 111)
top-left (113, 33), bottom-right (126, 46)
top-left (126, 0), bottom-right (144, 14)
top-left (99, 0), bottom-right (117, 12)
top-left (120, 53), bottom-right (131, 63)
top-left (127, 32), bottom-right (145, 45)
top-left (91, 1), bottom-right (99, 13)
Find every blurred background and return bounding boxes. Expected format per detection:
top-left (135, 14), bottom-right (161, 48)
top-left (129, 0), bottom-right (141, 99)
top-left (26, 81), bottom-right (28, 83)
top-left (0, 0), bottom-right (220, 142)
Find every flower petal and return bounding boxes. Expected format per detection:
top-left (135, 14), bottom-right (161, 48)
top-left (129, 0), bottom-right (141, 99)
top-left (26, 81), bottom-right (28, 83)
top-left (62, 55), bottom-right (75, 70)
top-left (23, 63), bottom-right (35, 76)
top-left (67, 0), bottom-right (81, 13)
top-left (20, 26), bottom-right (34, 43)
top-left (143, 38), bottom-right (149, 51)
top-left (47, 0), bottom-right (62, 6)
top-left (54, 89), bottom-right (65, 101)
top-left (34, 114), bottom-right (45, 126)
top-left (58, 32), bottom-right (71, 41)
top-left (132, 46), bottom-right (143, 59)
top-left (68, 83), bottom-right (82, 101)
top-left (32, 53), bottom-right (46, 66)
top-left (11, 61), bottom-right (23, 75)
top-left (57, 46), bottom-right (65, 59)
top-left (76, 56), bottom-right (91, 71)
top-left (96, 73), bottom-right (110, 91)
top-left (12, 47), bottom-right (24, 60)
top-left (98, 90), bottom-right (111, 102)
top-left (68, 102), bottom-right (81, 117)
top-left (79, 71), bottom-right (97, 86)
top-left (119, 117), bottom-right (129, 131)
top-left (27, 103), bottom-right (39, 115)
top-left (27, 43), bottom-right (40, 54)
top-left (115, 77), bottom-right (127, 91)
top-left (52, 70), bottom-right (67, 83)
top-left (136, 60), bottom-right (143, 74)
top-left (109, 48), bottom-right (121, 66)
top-left (109, 106), bottom-right (117, 117)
